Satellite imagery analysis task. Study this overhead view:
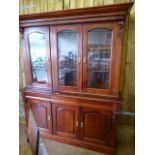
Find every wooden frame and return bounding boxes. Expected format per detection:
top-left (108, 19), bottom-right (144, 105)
top-left (51, 25), bottom-right (82, 92)
top-left (23, 27), bottom-right (52, 88)
top-left (82, 22), bottom-right (123, 96)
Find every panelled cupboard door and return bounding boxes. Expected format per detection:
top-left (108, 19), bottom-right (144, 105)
top-left (52, 103), bottom-right (79, 139)
top-left (51, 25), bottom-right (82, 92)
top-left (82, 22), bottom-right (122, 96)
top-left (80, 107), bottom-right (112, 146)
top-left (23, 27), bottom-right (52, 88)
top-left (28, 99), bottom-right (52, 133)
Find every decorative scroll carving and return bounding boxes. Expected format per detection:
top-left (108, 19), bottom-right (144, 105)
top-left (117, 21), bottom-right (124, 37)
top-left (118, 21), bottom-right (124, 29)
top-left (19, 27), bottom-right (24, 39)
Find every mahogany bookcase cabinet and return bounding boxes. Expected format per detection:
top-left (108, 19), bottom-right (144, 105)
top-left (20, 2), bottom-right (133, 155)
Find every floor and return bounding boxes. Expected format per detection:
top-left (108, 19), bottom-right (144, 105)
top-left (19, 123), bottom-right (134, 155)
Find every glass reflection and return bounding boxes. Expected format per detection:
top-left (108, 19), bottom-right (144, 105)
top-left (87, 28), bottom-right (112, 89)
top-left (58, 30), bottom-right (78, 86)
top-left (29, 32), bottom-right (47, 84)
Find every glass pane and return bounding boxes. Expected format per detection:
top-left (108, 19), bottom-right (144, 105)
top-left (58, 30), bottom-right (78, 86)
top-left (29, 32), bottom-right (48, 84)
top-left (87, 28), bottom-right (112, 89)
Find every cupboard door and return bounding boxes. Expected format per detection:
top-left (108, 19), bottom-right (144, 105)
top-left (28, 99), bottom-right (52, 133)
top-left (51, 25), bottom-right (82, 92)
top-left (80, 107), bottom-right (112, 145)
top-left (52, 103), bottom-right (79, 139)
top-left (83, 23), bottom-right (121, 95)
top-left (24, 27), bottom-right (52, 88)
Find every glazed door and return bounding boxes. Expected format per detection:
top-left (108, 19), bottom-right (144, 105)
top-left (24, 27), bottom-right (52, 88)
top-left (28, 99), bottom-right (52, 134)
top-left (83, 22), bottom-right (121, 95)
top-left (52, 103), bottom-right (79, 139)
top-left (79, 107), bottom-right (112, 145)
top-left (51, 25), bottom-right (82, 92)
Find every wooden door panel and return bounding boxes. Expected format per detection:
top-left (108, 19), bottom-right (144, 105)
top-left (28, 99), bottom-right (52, 133)
top-left (84, 112), bottom-right (106, 140)
top-left (53, 103), bottom-right (78, 138)
top-left (82, 22), bottom-right (121, 96)
top-left (24, 27), bottom-right (52, 88)
top-left (51, 25), bottom-right (82, 92)
top-left (80, 107), bottom-right (112, 145)
top-left (31, 103), bottom-right (48, 129)
top-left (57, 108), bottom-right (75, 133)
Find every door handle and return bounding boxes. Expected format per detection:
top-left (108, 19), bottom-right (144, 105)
top-left (83, 57), bottom-right (86, 63)
top-left (48, 115), bottom-right (51, 121)
top-left (80, 122), bottom-right (84, 128)
top-left (75, 121), bottom-right (79, 127)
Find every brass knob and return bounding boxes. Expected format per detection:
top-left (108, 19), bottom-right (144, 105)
top-left (75, 121), bottom-right (78, 127)
top-left (80, 122), bottom-right (84, 128)
top-left (83, 57), bottom-right (86, 63)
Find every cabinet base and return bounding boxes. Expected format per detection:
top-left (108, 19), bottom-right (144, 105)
top-left (40, 131), bottom-right (115, 155)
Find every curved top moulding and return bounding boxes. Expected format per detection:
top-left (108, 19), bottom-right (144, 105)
top-left (19, 2), bottom-right (134, 27)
